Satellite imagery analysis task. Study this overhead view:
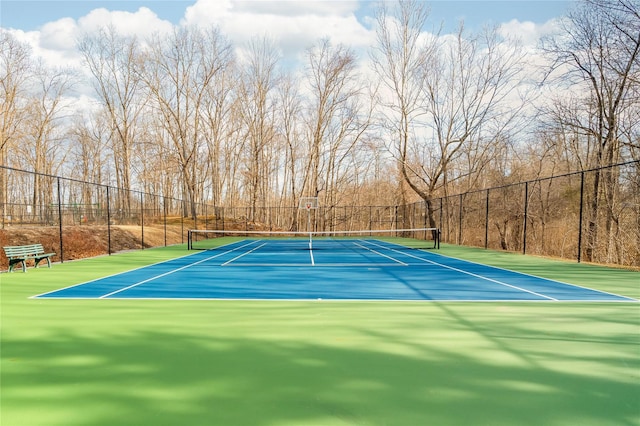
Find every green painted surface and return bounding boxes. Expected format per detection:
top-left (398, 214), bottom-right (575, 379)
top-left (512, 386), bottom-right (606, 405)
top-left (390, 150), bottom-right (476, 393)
top-left (1, 244), bottom-right (638, 425)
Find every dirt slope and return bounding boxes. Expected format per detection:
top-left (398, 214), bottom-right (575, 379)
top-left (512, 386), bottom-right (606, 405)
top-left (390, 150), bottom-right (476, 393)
top-left (0, 225), bottom-right (184, 271)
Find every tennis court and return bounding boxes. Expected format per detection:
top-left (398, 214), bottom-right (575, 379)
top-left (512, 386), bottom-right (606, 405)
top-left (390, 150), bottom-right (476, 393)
top-left (3, 239), bottom-right (639, 426)
top-left (33, 235), bottom-right (636, 302)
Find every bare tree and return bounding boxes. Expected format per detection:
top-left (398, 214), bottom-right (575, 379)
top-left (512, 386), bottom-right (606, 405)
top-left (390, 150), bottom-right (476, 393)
top-left (22, 60), bottom-right (73, 210)
top-left (139, 25), bottom-right (233, 219)
top-left (0, 31), bottom-right (32, 154)
top-left (201, 51), bottom-right (236, 208)
top-left (372, 0), bottom-right (529, 230)
top-left (370, 0), bottom-right (436, 221)
top-left (276, 71), bottom-right (304, 229)
top-left (66, 111), bottom-right (114, 217)
top-left (236, 37), bottom-right (280, 222)
top-left (78, 26), bottom-right (146, 215)
top-left (419, 26), bottom-right (528, 226)
top-left (68, 112), bottom-right (109, 186)
top-left (0, 31), bottom-right (32, 226)
top-left (541, 0), bottom-right (640, 261)
top-left (304, 38), bottom-right (370, 229)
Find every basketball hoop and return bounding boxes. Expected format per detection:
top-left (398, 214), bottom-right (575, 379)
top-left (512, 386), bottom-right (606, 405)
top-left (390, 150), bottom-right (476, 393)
top-left (299, 197), bottom-right (319, 235)
top-left (299, 197), bottom-right (318, 210)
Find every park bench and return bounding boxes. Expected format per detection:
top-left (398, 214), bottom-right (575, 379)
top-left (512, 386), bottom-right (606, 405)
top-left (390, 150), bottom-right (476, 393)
top-left (3, 244), bottom-right (56, 273)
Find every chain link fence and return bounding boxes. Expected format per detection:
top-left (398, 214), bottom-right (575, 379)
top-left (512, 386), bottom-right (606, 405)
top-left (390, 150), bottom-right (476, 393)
top-left (1, 161), bottom-right (638, 270)
top-left (431, 161), bottom-right (640, 267)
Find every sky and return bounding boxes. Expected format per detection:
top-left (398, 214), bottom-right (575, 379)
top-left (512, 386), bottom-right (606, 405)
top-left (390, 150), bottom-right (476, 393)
top-left (0, 0), bottom-right (574, 170)
top-left (0, 0), bottom-right (573, 93)
top-left (1, 0), bottom-right (572, 32)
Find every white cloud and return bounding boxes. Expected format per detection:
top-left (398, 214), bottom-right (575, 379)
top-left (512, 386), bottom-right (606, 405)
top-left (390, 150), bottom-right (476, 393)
top-left (4, 0), bottom-right (564, 120)
top-left (182, 0), bottom-right (233, 25)
top-left (182, 0), bottom-right (374, 69)
top-left (5, 7), bottom-right (173, 71)
top-left (39, 18), bottom-right (77, 51)
top-left (234, 0), bottom-right (360, 16)
top-left (77, 7), bottom-right (173, 38)
top-left (183, 0), bottom-right (361, 23)
top-left (498, 18), bottom-right (562, 47)
top-left (5, 26), bottom-right (83, 69)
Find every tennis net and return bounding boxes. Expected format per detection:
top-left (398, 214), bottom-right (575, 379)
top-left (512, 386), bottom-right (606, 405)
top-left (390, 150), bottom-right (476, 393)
top-left (187, 227), bottom-right (440, 251)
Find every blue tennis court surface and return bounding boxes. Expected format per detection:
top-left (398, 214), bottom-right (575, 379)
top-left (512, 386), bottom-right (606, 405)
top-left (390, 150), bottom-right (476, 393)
top-left (33, 239), bottom-right (637, 302)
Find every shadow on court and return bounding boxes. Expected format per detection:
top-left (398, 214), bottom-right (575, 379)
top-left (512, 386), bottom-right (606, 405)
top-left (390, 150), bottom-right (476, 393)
top-left (2, 302), bottom-right (638, 426)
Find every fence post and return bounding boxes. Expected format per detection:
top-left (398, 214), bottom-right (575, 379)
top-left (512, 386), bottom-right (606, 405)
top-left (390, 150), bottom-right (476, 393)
top-left (578, 171), bottom-right (585, 263)
top-left (523, 181), bottom-right (529, 255)
top-left (163, 196), bottom-right (167, 247)
top-left (485, 189), bottom-right (490, 249)
top-left (439, 198), bottom-right (443, 242)
top-left (140, 192), bottom-right (144, 250)
top-left (57, 177), bottom-right (64, 263)
top-left (193, 202), bottom-right (197, 233)
top-left (458, 194), bottom-right (463, 245)
top-left (106, 186), bottom-right (111, 255)
top-left (394, 205), bottom-right (398, 236)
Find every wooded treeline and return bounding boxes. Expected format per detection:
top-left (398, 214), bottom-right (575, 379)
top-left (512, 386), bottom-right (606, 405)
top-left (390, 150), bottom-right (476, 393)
top-left (1, 0), bottom-right (639, 264)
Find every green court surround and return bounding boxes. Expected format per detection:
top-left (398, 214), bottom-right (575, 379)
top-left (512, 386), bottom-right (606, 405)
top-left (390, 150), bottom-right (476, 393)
top-left (1, 243), bottom-right (638, 426)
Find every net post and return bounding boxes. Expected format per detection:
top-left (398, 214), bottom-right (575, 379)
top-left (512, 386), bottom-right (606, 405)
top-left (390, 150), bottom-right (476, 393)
top-left (187, 229), bottom-right (192, 250)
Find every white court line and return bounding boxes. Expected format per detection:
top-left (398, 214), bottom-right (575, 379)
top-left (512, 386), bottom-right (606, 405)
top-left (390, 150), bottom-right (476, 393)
top-left (220, 262), bottom-right (405, 267)
top-left (361, 240), bottom-right (557, 301)
top-left (28, 296), bottom-right (638, 303)
top-left (99, 240), bottom-right (262, 298)
top-left (30, 240), bottom-right (250, 298)
top-left (221, 242), bottom-right (268, 266)
top-left (353, 241), bottom-right (408, 265)
top-left (375, 240), bottom-right (639, 302)
top-left (307, 239), bottom-right (406, 267)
